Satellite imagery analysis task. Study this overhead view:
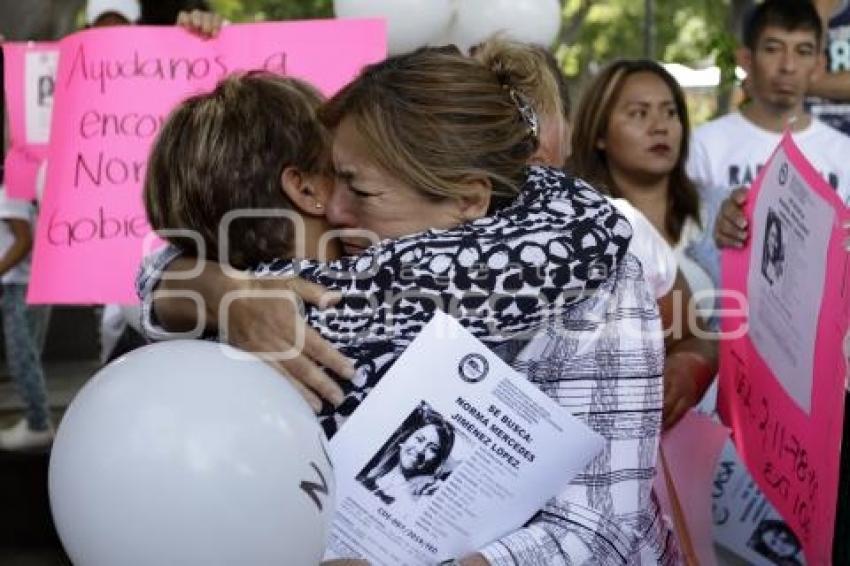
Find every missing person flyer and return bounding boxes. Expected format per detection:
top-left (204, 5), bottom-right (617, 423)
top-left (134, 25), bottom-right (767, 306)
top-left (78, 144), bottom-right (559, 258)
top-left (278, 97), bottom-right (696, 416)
top-left (324, 311), bottom-right (604, 565)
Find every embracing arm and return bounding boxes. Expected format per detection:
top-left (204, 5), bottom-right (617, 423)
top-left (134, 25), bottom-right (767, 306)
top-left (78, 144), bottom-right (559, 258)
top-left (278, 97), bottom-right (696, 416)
top-left (136, 246), bottom-right (353, 410)
top-left (271, 168), bottom-right (633, 348)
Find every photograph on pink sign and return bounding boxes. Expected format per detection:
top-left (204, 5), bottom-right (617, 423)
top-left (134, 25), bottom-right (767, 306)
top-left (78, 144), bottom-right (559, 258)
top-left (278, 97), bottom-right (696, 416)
top-left (718, 133), bottom-right (850, 565)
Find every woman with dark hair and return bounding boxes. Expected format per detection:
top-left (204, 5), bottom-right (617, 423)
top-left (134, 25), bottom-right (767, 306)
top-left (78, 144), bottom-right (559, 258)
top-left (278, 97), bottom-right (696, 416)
top-left (761, 210), bottom-right (785, 285)
top-left (570, 60), bottom-right (703, 249)
top-left (359, 405), bottom-right (456, 506)
top-left (747, 519), bottom-right (802, 565)
top-left (570, 59), bottom-right (721, 421)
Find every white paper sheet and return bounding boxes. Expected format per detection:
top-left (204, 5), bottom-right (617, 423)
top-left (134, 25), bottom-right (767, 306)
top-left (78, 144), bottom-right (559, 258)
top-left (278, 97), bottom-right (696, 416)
top-left (746, 149), bottom-right (835, 414)
top-left (325, 311), bottom-right (604, 565)
top-left (712, 440), bottom-right (807, 566)
top-left (24, 50), bottom-right (58, 144)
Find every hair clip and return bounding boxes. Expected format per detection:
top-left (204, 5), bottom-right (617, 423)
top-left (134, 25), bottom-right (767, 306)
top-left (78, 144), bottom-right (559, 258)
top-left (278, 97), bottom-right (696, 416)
top-left (507, 88), bottom-right (540, 140)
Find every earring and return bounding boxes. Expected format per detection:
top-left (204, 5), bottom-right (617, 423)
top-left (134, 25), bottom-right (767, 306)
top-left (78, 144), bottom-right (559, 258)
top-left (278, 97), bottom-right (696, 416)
top-left (315, 203), bottom-right (323, 209)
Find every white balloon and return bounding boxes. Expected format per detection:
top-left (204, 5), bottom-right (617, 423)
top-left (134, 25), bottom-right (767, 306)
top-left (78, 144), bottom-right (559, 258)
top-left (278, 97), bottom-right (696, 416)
top-left (447, 0), bottom-right (562, 53)
top-left (49, 340), bottom-right (334, 566)
top-left (334, 0), bottom-right (453, 55)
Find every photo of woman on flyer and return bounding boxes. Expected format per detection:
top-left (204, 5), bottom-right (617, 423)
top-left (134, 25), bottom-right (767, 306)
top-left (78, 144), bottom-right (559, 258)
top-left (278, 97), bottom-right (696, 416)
top-left (357, 401), bottom-right (459, 507)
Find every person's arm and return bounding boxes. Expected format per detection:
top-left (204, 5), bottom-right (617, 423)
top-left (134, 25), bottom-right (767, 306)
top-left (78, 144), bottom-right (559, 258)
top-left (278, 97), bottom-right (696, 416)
top-left (813, 0), bottom-right (839, 18)
top-left (0, 218), bottom-right (31, 276)
top-left (136, 246), bottom-right (354, 411)
top-left (809, 0), bottom-right (849, 100)
top-left (278, 168), bottom-right (633, 349)
top-left (809, 71), bottom-right (850, 101)
top-left (661, 271), bottom-right (718, 430)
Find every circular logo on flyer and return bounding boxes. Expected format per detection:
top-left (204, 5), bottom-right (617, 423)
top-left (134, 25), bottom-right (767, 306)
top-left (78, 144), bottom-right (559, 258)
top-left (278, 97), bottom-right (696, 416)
top-left (778, 163), bottom-right (789, 185)
top-left (458, 353), bottom-right (489, 383)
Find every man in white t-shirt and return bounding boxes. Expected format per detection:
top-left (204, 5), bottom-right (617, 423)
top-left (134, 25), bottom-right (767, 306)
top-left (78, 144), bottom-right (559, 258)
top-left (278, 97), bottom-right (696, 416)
top-left (693, 0), bottom-right (850, 249)
top-left (0, 187), bottom-right (52, 449)
top-left (704, 5), bottom-right (850, 562)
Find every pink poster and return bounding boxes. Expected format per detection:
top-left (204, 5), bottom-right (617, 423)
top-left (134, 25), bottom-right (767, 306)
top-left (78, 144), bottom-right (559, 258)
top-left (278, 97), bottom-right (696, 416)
top-left (27, 19), bottom-right (386, 304)
top-left (718, 133), bottom-right (850, 565)
top-left (3, 42), bottom-right (60, 200)
top-left (654, 411), bottom-right (729, 566)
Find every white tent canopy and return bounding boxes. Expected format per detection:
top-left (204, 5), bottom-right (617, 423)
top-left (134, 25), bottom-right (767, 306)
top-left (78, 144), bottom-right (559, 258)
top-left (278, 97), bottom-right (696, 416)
top-left (663, 63), bottom-right (747, 88)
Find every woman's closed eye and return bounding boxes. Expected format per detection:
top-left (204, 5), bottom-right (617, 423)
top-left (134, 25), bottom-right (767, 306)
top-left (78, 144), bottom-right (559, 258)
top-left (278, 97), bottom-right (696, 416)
top-left (336, 172), bottom-right (379, 199)
top-left (349, 185), bottom-right (377, 198)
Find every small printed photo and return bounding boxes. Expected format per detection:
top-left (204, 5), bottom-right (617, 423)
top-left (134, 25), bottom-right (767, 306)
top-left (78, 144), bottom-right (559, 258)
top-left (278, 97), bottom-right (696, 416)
top-left (357, 401), bottom-right (462, 507)
top-left (761, 209), bottom-right (785, 287)
top-left (746, 519), bottom-right (803, 566)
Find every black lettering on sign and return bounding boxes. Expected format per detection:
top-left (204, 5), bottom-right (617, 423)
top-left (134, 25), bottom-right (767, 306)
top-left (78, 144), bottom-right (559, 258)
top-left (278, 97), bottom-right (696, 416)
top-left (38, 75), bottom-right (54, 106)
top-left (263, 52), bottom-right (287, 74)
top-left (300, 462), bottom-right (330, 512)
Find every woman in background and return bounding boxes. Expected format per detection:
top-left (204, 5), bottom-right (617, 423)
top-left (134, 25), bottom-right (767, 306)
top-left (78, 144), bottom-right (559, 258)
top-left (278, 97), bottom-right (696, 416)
top-left (569, 59), bottom-right (721, 422)
top-left (472, 41), bottom-right (717, 428)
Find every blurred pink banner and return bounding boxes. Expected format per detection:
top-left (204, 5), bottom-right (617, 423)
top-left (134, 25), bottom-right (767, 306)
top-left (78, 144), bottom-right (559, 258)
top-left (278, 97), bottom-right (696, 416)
top-left (718, 133), bottom-right (850, 565)
top-left (3, 42), bottom-right (59, 200)
top-left (27, 19), bottom-right (386, 304)
top-left (654, 411), bottom-right (729, 566)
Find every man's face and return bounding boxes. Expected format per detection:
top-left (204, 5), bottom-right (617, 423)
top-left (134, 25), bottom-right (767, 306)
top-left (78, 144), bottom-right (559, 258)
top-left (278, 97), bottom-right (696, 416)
top-left (743, 25), bottom-right (823, 113)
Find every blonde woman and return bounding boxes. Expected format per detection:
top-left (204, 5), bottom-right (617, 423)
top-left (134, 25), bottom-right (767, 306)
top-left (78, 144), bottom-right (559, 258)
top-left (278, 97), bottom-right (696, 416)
top-left (140, 46), bottom-right (672, 564)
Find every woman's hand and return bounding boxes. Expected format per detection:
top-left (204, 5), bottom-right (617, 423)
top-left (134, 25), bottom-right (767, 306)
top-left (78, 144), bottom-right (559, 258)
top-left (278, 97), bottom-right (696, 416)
top-left (714, 187), bottom-right (749, 249)
top-left (222, 275), bottom-right (355, 412)
top-left (152, 257), bottom-right (354, 412)
top-left (176, 9), bottom-right (225, 38)
top-left (662, 351), bottom-right (715, 430)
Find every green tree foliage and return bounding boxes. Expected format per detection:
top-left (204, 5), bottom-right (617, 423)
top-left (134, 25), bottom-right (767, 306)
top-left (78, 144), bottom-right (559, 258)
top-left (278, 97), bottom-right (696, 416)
top-left (208, 0), bottom-right (737, 120)
top-left (209, 0), bottom-right (332, 22)
top-left (210, 0), bottom-right (733, 76)
top-left (558, 0), bottom-right (729, 78)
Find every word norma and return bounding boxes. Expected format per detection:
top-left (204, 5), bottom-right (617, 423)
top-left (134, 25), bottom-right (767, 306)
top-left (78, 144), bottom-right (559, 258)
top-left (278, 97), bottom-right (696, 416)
top-left (75, 152), bottom-right (146, 188)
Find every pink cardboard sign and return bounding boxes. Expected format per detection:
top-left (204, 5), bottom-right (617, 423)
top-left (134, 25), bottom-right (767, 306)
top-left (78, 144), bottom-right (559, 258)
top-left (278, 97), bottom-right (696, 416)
top-left (654, 411), bottom-right (729, 566)
top-left (718, 133), bottom-right (850, 565)
top-left (3, 42), bottom-right (60, 200)
top-left (27, 19), bottom-right (386, 304)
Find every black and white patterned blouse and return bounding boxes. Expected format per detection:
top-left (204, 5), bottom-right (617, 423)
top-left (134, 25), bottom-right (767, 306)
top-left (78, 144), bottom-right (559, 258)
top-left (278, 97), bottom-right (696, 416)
top-left (138, 166), bottom-right (677, 564)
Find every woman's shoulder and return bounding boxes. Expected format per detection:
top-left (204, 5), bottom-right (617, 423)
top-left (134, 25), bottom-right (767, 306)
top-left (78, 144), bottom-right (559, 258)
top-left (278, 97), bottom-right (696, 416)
top-left (519, 166), bottom-right (607, 203)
